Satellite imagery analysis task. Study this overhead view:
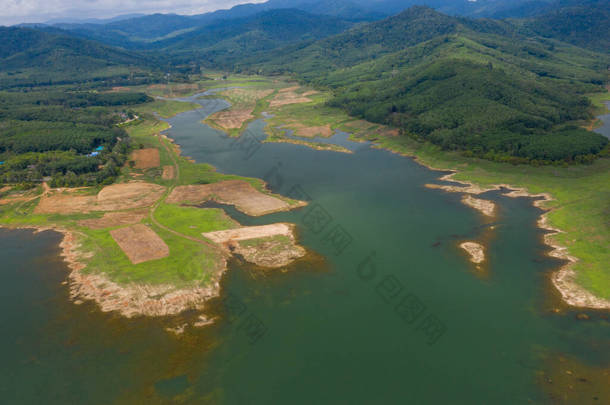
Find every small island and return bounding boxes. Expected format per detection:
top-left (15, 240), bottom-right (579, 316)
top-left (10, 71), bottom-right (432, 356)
top-left (460, 242), bottom-right (486, 265)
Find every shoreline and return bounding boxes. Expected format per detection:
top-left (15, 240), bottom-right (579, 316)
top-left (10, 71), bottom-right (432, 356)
top-left (380, 145), bottom-right (610, 310)
top-left (2, 224), bottom-right (225, 318)
top-left (0, 105), bottom-right (309, 318)
top-left (178, 87), bottom-right (610, 310)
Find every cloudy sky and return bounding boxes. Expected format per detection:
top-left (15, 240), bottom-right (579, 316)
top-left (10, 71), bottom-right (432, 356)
top-left (1, 0), bottom-right (266, 26)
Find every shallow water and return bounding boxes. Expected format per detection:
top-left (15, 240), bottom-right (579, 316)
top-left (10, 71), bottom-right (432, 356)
top-left (594, 101), bottom-right (610, 139)
top-left (1, 92), bottom-right (609, 404)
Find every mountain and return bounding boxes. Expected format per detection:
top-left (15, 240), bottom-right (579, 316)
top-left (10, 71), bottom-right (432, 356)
top-left (155, 9), bottom-right (355, 66)
top-left (341, 0), bottom-right (557, 18)
top-left (50, 0), bottom-right (382, 48)
top-left (0, 27), bottom-right (148, 70)
top-left (53, 14), bottom-right (203, 48)
top-left (520, 0), bottom-right (610, 52)
top-left (44, 14), bottom-right (145, 25)
top-left (0, 27), bottom-right (154, 88)
top-left (47, 0), bottom-right (585, 50)
top-left (244, 6), bottom-right (608, 162)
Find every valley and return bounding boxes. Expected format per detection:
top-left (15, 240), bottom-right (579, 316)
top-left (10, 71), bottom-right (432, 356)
top-left (0, 1), bottom-right (609, 403)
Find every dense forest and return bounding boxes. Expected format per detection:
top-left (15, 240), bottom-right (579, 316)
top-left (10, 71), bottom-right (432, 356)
top-left (0, 90), bottom-right (152, 188)
top-left (241, 6), bottom-right (609, 163)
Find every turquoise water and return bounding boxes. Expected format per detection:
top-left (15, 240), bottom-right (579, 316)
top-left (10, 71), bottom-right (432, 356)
top-left (1, 93), bottom-right (608, 404)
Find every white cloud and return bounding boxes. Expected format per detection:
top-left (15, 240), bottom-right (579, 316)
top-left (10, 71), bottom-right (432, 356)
top-left (1, 0), bottom-right (267, 25)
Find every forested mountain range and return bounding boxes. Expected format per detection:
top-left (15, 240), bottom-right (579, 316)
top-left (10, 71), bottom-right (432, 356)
top-left (20, 0), bottom-right (590, 48)
top-left (517, 0), bottom-right (610, 52)
top-left (241, 6), bottom-right (608, 162)
top-left (1, 1), bottom-right (608, 163)
top-left (0, 26), bottom-right (160, 88)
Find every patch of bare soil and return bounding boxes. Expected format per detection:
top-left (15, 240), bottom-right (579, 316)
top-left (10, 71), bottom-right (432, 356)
top-left (279, 86), bottom-right (300, 93)
top-left (291, 124), bottom-right (333, 138)
top-left (130, 148), bottom-right (160, 169)
top-left (203, 223), bottom-right (305, 268)
top-left (269, 88), bottom-right (313, 107)
top-left (78, 209), bottom-right (149, 230)
top-left (167, 180), bottom-right (304, 216)
top-left (202, 223), bottom-right (292, 243)
top-left (35, 182), bottom-right (165, 214)
top-left (224, 88), bottom-right (273, 100)
top-left (162, 165), bottom-right (175, 180)
top-left (0, 195), bottom-right (35, 206)
top-left (110, 224), bottom-right (169, 264)
top-left (462, 195), bottom-right (496, 217)
top-left (460, 242), bottom-right (485, 265)
top-left (210, 108), bottom-right (254, 129)
top-left (234, 236), bottom-right (305, 268)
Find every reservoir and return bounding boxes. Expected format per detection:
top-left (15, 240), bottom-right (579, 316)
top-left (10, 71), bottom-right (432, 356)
top-left (1, 91), bottom-right (608, 404)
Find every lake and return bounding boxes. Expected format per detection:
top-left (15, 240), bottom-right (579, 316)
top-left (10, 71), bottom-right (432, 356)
top-left (1, 91), bottom-right (608, 404)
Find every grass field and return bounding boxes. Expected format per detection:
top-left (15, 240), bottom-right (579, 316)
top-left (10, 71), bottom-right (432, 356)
top-left (154, 204), bottom-right (238, 239)
top-left (78, 225), bottom-right (221, 286)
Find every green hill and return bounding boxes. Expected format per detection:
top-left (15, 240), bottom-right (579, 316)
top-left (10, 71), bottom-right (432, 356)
top-left (157, 9), bottom-right (355, 67)
top-left (519, 0), bottom-right (610, 52)
top-left (0, 27), bottom-right (154, 88)
top-left (244, 6), bottom-right (608, 163)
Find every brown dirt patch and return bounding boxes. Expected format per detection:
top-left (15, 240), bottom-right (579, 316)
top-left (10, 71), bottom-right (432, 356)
top-left (460, 242), bottom-right (485, 265)
top-left (202, 223), bottom-right (292, 243)
top-left (234, 236), bottom-right (305, 268)
top-left (166, 180), bottom-right (302, 216)
top-left (279, 86), bottom-right (300, 93)
top-left (130, 148), bottom-right (160, 169)
top-left (203, 223), bottom-right (305, 268)
top-left (223, 88), bottom-right (273, 100)
top-left (78, 209), bottom-right (149, 230)
top-left (270, 89), bottom-right (313, 108)
top-left (292, 124), bottom-right (333, 138)
top-left (35, 182), bottom-right (165, 214)
top-left (110, 224), bottom-right (169, 264)
top-left (162, 165), bottom-right (175, 180)
top-left (210, 108), bottom-right (254, 129)
top-left (462, 195), bottom-right (496, 217)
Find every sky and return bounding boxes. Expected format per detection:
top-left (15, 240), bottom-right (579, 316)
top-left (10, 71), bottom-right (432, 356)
top-left (1, 0), bottom-right (267, 26)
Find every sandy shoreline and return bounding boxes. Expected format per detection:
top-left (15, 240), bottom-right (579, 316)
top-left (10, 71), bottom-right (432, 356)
top-left (420, 166), bottom-right (610, 309)
top-left (366, 139), bottom-right (610, 309)
top-left (460, 242), bottom-right (485, 265)
top-left (2, 225), bottom-right (225, 318)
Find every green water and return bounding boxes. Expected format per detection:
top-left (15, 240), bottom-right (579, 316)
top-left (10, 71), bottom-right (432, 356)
top-left (1, 92), bottom-right (608, 404)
